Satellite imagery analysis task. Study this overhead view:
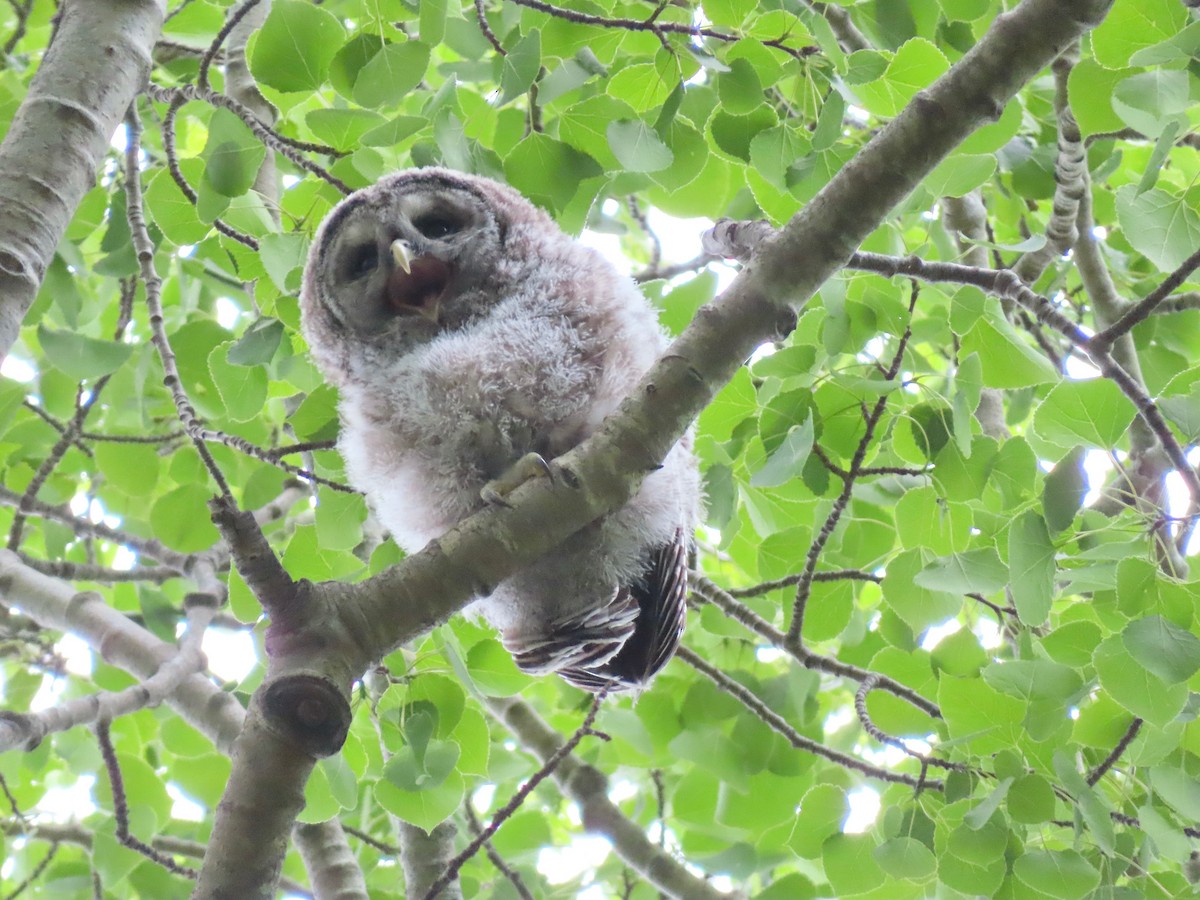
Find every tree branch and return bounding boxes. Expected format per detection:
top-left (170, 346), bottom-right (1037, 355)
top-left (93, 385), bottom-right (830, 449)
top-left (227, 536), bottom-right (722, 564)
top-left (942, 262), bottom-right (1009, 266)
top-left (0, 0), bottom-right (162, 360)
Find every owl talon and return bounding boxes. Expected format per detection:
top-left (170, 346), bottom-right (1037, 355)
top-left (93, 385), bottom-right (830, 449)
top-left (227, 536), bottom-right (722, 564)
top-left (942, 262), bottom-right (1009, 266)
top-left (481, 452), bottom-right (553, 506)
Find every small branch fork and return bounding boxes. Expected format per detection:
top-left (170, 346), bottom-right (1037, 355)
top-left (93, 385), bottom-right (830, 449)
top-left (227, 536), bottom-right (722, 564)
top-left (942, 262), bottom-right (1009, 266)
top-left (418, 692), bottom-right (608, 900)
top-left (0, 592), bottom-right (214, 753)
top-left (678, 647), bottom-right (943, 789)
top-left (786, 282), bottom-right (921, 646)
top-left (689, 574), bottom-right (942, 719)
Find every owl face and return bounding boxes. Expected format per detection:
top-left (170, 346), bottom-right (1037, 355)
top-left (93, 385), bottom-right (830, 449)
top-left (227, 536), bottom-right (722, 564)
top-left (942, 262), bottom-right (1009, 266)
top-left (302, 172), bottom-right (542, 388)
top-left (307, 177), bottom-right (507, 345)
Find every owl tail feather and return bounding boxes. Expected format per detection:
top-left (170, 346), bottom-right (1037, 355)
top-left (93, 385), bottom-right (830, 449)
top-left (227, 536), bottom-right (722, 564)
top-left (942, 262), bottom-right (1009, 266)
top-left (501, 590), bottom-right (638, 675)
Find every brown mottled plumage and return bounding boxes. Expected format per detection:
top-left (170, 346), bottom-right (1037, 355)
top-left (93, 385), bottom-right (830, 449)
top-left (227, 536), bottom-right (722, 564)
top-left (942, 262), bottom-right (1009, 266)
top-left (300, 168), bottom-right (698, 692)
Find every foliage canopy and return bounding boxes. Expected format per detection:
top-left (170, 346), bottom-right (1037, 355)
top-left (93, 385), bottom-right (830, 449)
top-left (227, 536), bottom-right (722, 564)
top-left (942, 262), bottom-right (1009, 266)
top-left (1, 0), bottom-right (1199, 898)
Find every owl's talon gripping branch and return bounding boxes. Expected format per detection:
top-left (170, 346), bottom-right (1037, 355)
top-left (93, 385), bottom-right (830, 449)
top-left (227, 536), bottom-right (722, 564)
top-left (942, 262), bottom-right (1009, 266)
top-left (480, 452), bottom-right (554, 507)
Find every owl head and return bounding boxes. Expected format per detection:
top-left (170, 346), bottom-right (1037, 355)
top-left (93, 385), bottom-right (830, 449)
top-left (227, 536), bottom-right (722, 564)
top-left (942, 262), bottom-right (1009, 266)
top-left (300, 167), bottom-right (558, 385)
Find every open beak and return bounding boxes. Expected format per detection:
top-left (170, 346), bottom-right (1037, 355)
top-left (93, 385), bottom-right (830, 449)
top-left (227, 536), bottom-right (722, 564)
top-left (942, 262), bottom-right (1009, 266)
top-left (386, 241), bottom-right (448, 324)
top-left (390, 239), bottom-right (413, 274)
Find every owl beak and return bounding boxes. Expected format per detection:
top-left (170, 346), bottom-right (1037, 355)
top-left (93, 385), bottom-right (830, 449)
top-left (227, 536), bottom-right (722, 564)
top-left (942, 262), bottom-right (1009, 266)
top-left (390, 239), bottom-right (413, 274)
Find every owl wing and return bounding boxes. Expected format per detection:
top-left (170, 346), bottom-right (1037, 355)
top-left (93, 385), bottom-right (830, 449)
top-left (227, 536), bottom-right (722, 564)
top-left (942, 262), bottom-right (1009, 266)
top-left (557, 528), bottom-right (688, 693)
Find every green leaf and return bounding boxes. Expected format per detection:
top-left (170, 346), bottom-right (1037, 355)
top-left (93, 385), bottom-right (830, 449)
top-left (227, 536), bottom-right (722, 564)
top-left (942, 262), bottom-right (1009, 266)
top-left (144, 167), bottom-right (210, 245)
top-left (418, 0), bottom-right (448, 46)
top-left (716, 57), bottom-right (764, 115)
top-left (607, 62), bottom-right (673, 112)
top-left (1032, 379), bottom-right (1136, 449)
top-left (1122, 615), bottom-right (1200, 684)
top-left (883, 550), bottom-right (962, 632)
top-left (791, 785), bottom-right (846, 858)
top-left (914, 548), bottom-right (1008, 595)
top-left (259, 233), bottom-right (309, 295)
top-left (1042, 446), bottom-right (1086, 533)
top-left (319, 754), bottom-right (358, 809)
top-left (305, 109), bottom-right (387, 153)
top-left (1008, 510), bottom-right (1056, 626)
top-left (1067, 58), bottom-right (1128, 137)
top-left (227, 318), bottom-right (285, 367)
top-left (959, 317), bottom-right (1058, 388)
top-left (823, 834), bottom-right (885, 896)
top-left (466, 639), bottom-right (533, 696)
top-left (500, 29), bottom-right (541, 105)
top-left (1093, 635), bottom-right (1188, 727)
top-left (854, 38), bottom-right (949, 117)
top-left (289, 384), bottom-right (340, 441)
top-left (1156, 388), bottom-right (1200, 444)
top-left (873, 836), bottom-right (936, 881)
top-left (923, 153), bottom-right (996, 198)
top-left (37, 323), bottom-right (133, 380)
top-left (314, 486), bottom-right (366, 553)
top-left (939, 674), bottom-right (1023, 754)
top-left (982, 659), bottom-right (1083, 703)
top-left (208, 342), bottom-right (267, 423)
top-left (1013, 850), bottom-right (1100, 900)
top-left (503, 133), bottom-right (601, 214)
top-left (150, 485), bottom-right (220, 553)
top-left (94, 443), bottom-right (159, 497)
top-left (1115, 185), bottom-right (1200, 272)
top-left (1092, 0), bottom-right (1187, 68)
top-left (249, 0), bottom-right (345, 93)
top-left (964, 777), bottom-right (1012, 830)
top-left (750, 415), bottom-right (813, 488)
top-left (1008, 773), bottom-right (1056, 824)
top-left (201, 107), bottom-right (267, 199)
top-left (811, 91), bottom-right (845, 152)
top-left (353, 41), bottom-right (431, 108)
top-left (1111, 69), bottom-right (1189, 137)
top-left (1149, 767), bottom-right (1200, 821)
top-left (375, 769), bottom-right (464, 832)
top-left (606, 119), bottom-right (673, 173)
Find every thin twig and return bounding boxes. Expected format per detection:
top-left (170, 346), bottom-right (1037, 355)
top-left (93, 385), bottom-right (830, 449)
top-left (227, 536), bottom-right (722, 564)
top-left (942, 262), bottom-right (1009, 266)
top-left (199, 0), bottom-right (262, 91)
top-left (679, 648), bottom-right (941, 789)
top-left (420, 692), bottom-right (608, 900)
top-left (473, 0), bottom-right (505, 55)
top-left (125, 105), bottom-right (235, 501)
top-left (95, 718), bottom-right (199, 878)
top-left (1086, 717), bottom-right (1142, 787)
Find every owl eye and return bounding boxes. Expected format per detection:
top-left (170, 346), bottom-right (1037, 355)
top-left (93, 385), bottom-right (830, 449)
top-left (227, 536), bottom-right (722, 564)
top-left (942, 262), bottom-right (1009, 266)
top-left (345, 244), bottom-right (379, 280)
top-left (413, 214), bottom-right (462, 240)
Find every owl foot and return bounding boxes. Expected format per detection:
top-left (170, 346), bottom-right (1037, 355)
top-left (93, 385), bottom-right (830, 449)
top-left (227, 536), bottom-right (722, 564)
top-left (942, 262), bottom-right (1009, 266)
top-left (481, 452), bottom-right (553, 507)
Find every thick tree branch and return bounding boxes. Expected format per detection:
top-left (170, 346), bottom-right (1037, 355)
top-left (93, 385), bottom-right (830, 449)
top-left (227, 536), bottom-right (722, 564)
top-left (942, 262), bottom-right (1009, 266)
top-left (292, 820), bottom-right (368, 900)
top-left (0, 0), bottom-right (163, 361)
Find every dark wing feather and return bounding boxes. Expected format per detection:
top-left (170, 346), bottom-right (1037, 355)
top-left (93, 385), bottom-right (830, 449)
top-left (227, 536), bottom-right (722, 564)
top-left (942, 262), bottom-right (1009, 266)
top-left (558, 528), bottom-right (688, 693)
top-left (503, 591), bottom-right (638, 674)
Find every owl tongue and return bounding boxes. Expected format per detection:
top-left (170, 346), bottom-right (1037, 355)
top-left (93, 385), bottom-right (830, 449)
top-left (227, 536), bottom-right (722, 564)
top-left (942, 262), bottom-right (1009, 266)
top-left (386, 257), bottom-right (450, 322)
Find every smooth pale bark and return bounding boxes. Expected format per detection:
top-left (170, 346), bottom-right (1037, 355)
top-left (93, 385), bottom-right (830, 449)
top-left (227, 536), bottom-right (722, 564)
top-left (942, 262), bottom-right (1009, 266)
top-left (0, 0), bottom-right (164, 361)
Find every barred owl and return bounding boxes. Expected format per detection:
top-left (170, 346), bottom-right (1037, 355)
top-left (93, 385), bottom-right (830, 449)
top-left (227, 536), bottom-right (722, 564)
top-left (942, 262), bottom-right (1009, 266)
top-left (300, 167), bottom-right (699, 692)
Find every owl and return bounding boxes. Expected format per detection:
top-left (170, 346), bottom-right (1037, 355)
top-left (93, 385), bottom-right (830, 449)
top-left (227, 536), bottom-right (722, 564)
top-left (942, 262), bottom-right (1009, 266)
top-left (299, 167), bottom-right (699, 693)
